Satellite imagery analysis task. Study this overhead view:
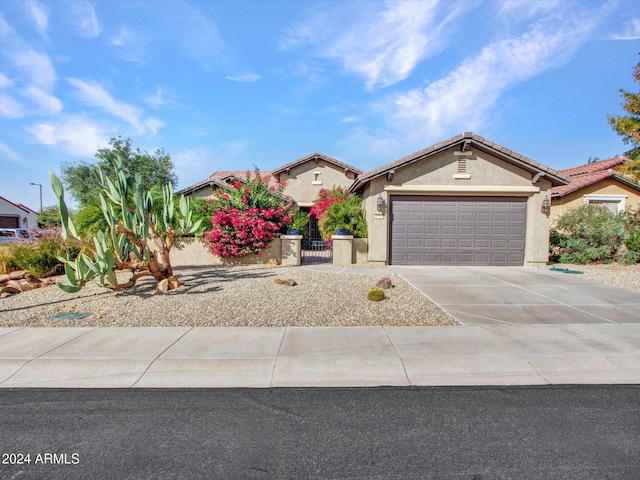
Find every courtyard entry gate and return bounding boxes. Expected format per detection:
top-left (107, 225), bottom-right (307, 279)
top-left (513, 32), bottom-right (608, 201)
top-left (301, 215), bottom-right (332, 264)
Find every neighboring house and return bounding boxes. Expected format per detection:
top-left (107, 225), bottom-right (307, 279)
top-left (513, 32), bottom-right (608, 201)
top-left (550, 156), bottom-right (640, 223)
top-left (0, 196), bottom-right (38, 229)
top-left (350, 132), bottom-right (569, 266)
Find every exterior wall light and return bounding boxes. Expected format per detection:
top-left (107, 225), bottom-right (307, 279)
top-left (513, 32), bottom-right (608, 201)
top-left (376, 194), bottom-right (384, 212)
top-left (541, 196), bottom-right (550, 214)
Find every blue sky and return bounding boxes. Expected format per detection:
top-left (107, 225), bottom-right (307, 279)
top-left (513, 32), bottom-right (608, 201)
top-left (1, 0), bottom-right (639, 211)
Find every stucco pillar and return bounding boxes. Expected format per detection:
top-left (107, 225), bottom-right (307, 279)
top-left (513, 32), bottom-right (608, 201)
top-left (280, 235), bottom-right (302, 266)
top-left (331, 235), bottom-right (353, 267)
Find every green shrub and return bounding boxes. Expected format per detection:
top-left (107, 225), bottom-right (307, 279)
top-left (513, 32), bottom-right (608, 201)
top-left (11, 236), bottom-right (80, 278)
top-left (550, 205), bottom-right (626, 264)
top-left (625, 230), bottom-right (640, 253)
top-left (319, 194), bottom-right (368, 239)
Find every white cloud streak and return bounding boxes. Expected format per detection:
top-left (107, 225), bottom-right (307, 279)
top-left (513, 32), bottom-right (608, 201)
top-left (26, 1), bottom-right (49, 40)
top-left (0, 94), bottom-right (24, 118)
top-left (0, 74), bottom-right (14, 89)
top-left (0, 141), bottom-right (25, 164)
top-left (10, 49), bottom-right (56, 90)
top-left (282, 1), bottom-right (468, 89)
top-left (67, 78), bottom-right (162, 136)
top-left (64, 0), bottom-right (101, 38)
top-left (226, 72), bottom-right (262, 83)
top-left (386, 8), bottom-right (602, 142)
top-left (28, 116), bottom-right (110, 157)
top-left (611, 18), bottom-right (640, 40)
top-left (21, 85), bottom-right (63, 114)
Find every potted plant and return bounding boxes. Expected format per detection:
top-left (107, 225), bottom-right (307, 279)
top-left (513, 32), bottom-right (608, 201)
top-left (286, 211), bottom-right (310, 236)
top-left (319, 194), bottom-right (367, 239)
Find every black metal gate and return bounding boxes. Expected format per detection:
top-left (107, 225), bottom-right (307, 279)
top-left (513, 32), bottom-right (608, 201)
top-left (301, 215), bottom-right (332, 264)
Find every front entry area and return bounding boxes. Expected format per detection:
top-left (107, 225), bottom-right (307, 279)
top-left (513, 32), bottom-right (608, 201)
top-left (389, 196), bottom-right (526, 266)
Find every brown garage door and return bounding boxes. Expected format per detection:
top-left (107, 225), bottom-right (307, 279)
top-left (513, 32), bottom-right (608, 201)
top-left (390, 196), bottom-right (526, 265)
top-left (0, 216), bottom-right (20, 228)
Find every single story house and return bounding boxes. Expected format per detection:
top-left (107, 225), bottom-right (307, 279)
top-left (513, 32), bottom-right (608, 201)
top-left (0, 196), bottom-right (38, 229)
top-left (177, 152), bottom-right (363, 239)
top-left (350, 132), bottom-right (569, 266)
top-left (178, 132), bottom-right (570, 266)
top-left (550, 156), bottom-right (640, 223)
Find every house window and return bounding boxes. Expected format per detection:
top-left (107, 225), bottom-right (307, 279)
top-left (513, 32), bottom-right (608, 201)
top-left (583, 195), bottom-right (626, 214)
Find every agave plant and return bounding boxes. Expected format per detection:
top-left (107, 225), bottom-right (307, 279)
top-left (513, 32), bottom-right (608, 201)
top-left (50, 155), bottom-right (202, 293)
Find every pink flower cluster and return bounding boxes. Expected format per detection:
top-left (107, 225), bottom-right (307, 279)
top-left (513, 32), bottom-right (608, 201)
top-left (202, 169), bottom-right (292, 257)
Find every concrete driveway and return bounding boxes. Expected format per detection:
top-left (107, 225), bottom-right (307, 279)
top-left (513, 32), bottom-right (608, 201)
top-left (389, 266), bottom-right (640, 325)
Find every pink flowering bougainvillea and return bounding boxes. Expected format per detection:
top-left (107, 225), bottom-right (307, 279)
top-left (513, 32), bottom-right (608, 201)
top-left (310, 186), bottom-right (348, 239)
top-left (202, 169), bottom-right (293, 257)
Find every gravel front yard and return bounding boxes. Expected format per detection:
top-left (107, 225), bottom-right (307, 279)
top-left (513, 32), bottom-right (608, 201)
top-left (0, 265), bottom-right (457, 327)
top-left (539, 263), bottom-right (640, 292)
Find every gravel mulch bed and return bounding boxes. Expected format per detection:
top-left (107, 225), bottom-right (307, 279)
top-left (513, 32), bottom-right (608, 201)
top-left (538, 263), bottom-right (640, 292)
top-left (0, 265), bottom-right (457, 328)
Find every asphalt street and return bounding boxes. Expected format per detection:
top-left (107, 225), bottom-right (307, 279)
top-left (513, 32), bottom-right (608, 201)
top-left (1, 386), bottom-right (639, 480)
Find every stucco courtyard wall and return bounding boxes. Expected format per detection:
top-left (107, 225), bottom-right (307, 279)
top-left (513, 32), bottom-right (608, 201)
top-left (171, 237), bottom-right (282, 266)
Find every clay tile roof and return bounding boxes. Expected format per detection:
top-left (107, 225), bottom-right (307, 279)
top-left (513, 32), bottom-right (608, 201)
top-left (350, 132), bottom-right (569, 192)
top-left (551, 156), bottom-right (637, 197)
top-left (271, 152), bottom-right (363, 176)
top-left (558, 156), bottom-right (627, 177)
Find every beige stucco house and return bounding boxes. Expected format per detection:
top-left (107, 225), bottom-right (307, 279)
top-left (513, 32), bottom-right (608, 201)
top-left (178, 153), bottom-right (361, 204)
top-left (0, 196), bottom-right (39, 229)
top-left (177, 133), bottom-right (575, 266)
top-left (550, 156), bottom-right (640, 223)
top-left (349, 132), bottom-right (569, 266)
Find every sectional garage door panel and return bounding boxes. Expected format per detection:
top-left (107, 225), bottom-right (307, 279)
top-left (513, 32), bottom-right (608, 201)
top-left (390, 196), bottom-right (526, 265)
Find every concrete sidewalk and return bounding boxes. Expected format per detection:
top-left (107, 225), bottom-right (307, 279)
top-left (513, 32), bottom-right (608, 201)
top-left (1, 325), bottom-right (639, 388)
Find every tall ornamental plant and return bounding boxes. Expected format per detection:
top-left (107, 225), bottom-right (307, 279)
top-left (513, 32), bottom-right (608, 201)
top-left (202, 169), bottom-right (292, 257)
top-left (50, 156), bottom-right (202, 292)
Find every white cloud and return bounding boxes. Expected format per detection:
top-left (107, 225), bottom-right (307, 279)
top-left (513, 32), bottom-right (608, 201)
top-left (496, 0), bottom-right (560, 21)
top-left (144, 117), bottom-right (164, 136)
top-left (0, 73), bottom-right (14, 89)
top-left (64, 0), bottom-right (101, 38)
top-left (0, 93), bottom-right (24, 118)
top-left (28, 116), bottom-right (109, 157)
top-left (385, 9), bottom-right (601, 143)
top-left (26, 1), bottom-right (49, 40)
top-left (226, 72), bottom-right (262, 82)
top-left (172, 148), bottom-right (212, 189)
top-left (611, 18), bottom-right (640, 40)
top-left (108, 25), bottom-right (152, 63)
top-left (144, 87), bottom-right (168, 108)
top-left (21, 85), bottom-right (62, 114)
top-left (10, 49), bottom-right (56, 90)
top-left (0, 141), bottom-right (24, 164)
top-left (282, 1), bottom-right (468, 89)
top-left (163, 1), bottom-right (226, 71)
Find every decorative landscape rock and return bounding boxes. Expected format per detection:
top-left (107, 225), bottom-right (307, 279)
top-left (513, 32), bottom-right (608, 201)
top-left (0, 270), bottom-right (51, 295)
top-left (375, 277), bottom-right (394, 289)
top-left (275, 278), bottom-right (297, 286)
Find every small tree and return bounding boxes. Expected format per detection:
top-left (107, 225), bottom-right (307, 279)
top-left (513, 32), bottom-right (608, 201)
top-left (202, 169), bottom-right (292, 257)
top-left (607, 59), bottom-right (640, 181)
top-left (50, 156), bottom-right (201, 292)
top-left (37, 205), bottom-right (61, 228)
